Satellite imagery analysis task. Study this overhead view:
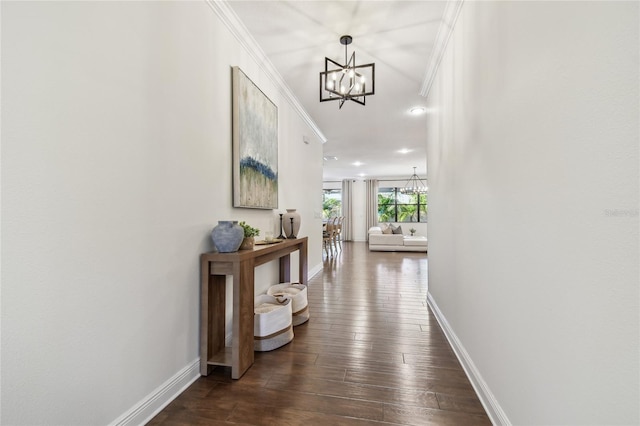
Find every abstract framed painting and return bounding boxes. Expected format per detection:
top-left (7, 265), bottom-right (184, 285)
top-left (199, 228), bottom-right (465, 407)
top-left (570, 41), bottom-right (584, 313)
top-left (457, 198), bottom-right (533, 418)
top-left (232, 66), bottom-right (278, 209)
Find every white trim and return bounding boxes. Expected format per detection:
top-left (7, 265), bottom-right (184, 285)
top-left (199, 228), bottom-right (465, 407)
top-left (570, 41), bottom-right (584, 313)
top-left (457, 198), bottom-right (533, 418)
top-left (205, 0), bottom-right (327, 144)
top-left (308, 263), bottom-right (323, 281)
top-left (109, 358), bottom-right (200, 426)
top-left (420, 0), bottom-right (465, 98)
top-left (427, 292), bottom-right (511, 426)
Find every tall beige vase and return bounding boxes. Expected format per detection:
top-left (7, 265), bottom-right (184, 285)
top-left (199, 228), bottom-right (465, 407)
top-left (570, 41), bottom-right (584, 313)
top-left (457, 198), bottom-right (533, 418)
top-left (282, 209), bottom-right (301, 238)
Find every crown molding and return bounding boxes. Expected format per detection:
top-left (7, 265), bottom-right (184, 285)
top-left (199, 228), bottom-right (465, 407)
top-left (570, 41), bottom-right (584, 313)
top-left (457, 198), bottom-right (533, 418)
top-left (420, 0), bottom-right (465, 98)
top-left (205, 0), bottom-right (327, 143)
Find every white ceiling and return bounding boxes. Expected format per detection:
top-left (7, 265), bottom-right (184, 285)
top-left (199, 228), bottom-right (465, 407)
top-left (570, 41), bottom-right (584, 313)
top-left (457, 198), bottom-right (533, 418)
top-left (227, 0), bottom-right (446, 181)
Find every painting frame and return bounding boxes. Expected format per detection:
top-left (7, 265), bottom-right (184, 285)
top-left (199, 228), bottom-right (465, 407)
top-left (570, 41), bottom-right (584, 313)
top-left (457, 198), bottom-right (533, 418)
top-left (232, 66), bottom-right (278, 209)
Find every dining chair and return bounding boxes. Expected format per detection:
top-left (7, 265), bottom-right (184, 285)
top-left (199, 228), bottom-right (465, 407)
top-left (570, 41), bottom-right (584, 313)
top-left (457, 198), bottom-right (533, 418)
top-left (323, 217), bottom-right (337, 257)
top-left (334, 216), bottom-right (344, 250)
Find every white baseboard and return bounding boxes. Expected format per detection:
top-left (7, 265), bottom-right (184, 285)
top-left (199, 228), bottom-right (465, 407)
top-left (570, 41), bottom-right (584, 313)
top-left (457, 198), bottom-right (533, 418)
top-left (427, 293), bottom-right (511, 426)
top-left (109, 260), bottom-right (326, 424)
top-left (308, 263), bottom-right (323, 280)
top-left (110, 358), bottom-right (200, 426)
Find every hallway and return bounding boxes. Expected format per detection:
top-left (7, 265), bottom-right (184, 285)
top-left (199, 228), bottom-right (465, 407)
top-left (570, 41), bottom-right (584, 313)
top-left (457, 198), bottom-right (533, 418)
top-left (149, 242), bottom-right (490, 425)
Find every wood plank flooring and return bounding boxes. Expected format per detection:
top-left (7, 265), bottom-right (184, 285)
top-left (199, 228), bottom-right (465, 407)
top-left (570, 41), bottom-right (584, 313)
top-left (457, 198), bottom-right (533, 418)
top-left (148, 242), bottom-right (490, 425)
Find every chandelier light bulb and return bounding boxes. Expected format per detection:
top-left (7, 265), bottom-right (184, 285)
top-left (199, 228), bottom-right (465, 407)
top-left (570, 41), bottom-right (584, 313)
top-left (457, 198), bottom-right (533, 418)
top-left (327, 81), bottom-right (334, 90)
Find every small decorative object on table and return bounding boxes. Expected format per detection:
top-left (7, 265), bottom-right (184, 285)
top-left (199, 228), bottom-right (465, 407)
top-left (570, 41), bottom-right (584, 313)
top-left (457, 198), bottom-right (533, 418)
top-left (282, 209), bottom-right (301, 239)
top-left (238, 221), bottom-right (260, 250)
top-left (277, 213), bottom-right (285, 239)
top-left (211, 221), bottom-right (244, 253)
top-left (410, 228), bottom-right (416, 236)
top-left (255, 238), bottom-right (284, 245)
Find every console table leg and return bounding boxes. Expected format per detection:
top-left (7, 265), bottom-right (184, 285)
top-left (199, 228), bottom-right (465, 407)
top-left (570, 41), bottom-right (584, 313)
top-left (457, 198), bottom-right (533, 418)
top-left (200, 261), bottom-right (225, 376)
top-left (200, 259), bottom-right (210, 376)
top-left (279, 254), bottom-right (291, 283)
top-left (232, 259), bottom-right (255, 379)
top-left (299, 241), bottom-right (308, 284)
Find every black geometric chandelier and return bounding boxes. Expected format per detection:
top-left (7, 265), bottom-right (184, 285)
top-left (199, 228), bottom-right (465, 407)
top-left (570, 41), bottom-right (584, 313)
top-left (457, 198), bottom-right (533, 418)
top-left (400, 167), bottom-right (428, 194)
top-left (319, 35), bottom-right (375, 109)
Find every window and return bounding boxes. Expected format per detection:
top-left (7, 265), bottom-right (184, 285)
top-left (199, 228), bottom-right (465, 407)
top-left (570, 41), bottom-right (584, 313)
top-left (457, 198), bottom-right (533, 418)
top-left (323, 189), bottom-right (341, 219)
top-left (378, 187), bottom-right (427, 223)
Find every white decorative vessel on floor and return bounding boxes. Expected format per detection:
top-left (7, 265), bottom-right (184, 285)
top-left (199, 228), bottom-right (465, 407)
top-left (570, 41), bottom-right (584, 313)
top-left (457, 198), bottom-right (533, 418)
top-left (267, 282), bottom-right (309, 326)
top-left (253, 294), bottom-right (294, 352)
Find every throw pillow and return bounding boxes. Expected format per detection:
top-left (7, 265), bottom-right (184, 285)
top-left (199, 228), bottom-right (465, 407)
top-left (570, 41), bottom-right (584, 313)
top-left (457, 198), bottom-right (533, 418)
top-left (382, 225), bottom-right (393, 235)
top-left (392, 225), bottom-right (403, 235)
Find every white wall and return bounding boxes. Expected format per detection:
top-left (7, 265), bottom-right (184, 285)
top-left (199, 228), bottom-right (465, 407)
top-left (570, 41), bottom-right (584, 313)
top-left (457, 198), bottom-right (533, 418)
top-left (426, 2), bottom-right (639, 425)
top-left (0, 1), bottom-right (323, 424)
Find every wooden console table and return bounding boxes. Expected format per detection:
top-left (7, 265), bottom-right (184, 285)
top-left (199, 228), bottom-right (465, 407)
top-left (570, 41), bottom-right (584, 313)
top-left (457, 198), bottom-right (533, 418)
top-left (200, 237), bottom-right (308, 379)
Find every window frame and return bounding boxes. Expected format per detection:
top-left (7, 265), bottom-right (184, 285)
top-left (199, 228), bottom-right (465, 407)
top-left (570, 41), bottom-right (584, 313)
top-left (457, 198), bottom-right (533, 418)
top-left (377, 187), bottom-right (427, 223)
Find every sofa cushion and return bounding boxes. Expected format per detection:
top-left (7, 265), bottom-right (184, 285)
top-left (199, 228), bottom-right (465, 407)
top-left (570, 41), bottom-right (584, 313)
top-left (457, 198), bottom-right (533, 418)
top-left (369, 234), bottom-right (405, 245)
top-left (392, 225), bottom-right (403, 235)
top-left (404, 236), bottom-right (428, 247)
top-left (382, 225), bottom-right (393, 234)
top-left (368, 226), bottom-right (383, 235)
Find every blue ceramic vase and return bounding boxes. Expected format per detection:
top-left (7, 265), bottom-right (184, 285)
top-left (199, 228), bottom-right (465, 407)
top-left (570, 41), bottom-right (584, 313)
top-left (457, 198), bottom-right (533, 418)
top-left (211, 221), bottom-right (244, 253)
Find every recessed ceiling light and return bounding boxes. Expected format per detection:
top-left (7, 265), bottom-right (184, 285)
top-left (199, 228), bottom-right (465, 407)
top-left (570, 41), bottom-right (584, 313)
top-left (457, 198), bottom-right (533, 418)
top-left (323, 156), bottom-right (338, 161)
top-left (352, 161), bottom-right (363, 166)
top-left (398, 148), bottom-right (412, 154)
top-left (409, 106), bottom-right (426, 115)
top-left (358, 173), bottom-right (366, 177)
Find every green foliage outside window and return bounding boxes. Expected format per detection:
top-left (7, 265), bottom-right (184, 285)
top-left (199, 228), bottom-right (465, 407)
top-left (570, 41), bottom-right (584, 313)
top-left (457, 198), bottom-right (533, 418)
top-left (323, 190), bottom-right (341, 219)
top-left (378, 191), bottom-right (396, 222)
top-left (378, 188), bottom-right (427, 223)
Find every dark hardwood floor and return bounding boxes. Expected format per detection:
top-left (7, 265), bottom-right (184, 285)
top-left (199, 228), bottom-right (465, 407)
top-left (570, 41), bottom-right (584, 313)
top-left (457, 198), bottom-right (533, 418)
top-left (148, 242), bottom-right (490, 425)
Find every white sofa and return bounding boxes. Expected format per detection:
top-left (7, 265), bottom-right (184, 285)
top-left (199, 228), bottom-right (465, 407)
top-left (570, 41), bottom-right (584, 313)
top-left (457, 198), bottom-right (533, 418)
top-left (368, 226), bottom-right (428, 252)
